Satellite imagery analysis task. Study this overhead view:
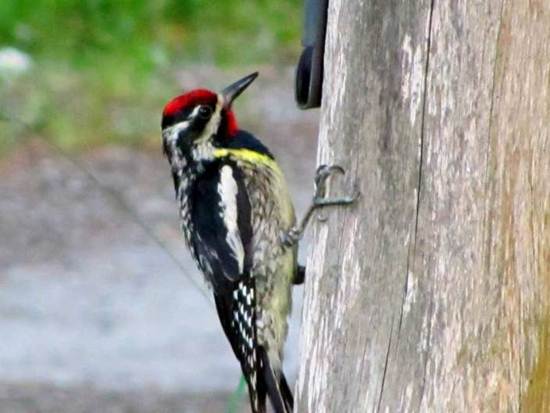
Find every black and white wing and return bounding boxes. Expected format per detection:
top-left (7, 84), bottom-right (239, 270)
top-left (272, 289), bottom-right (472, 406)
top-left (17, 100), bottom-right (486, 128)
top-left (188, 162), bottom-right (264, 411)
top-left (189, 163), bottom-right (252, 291)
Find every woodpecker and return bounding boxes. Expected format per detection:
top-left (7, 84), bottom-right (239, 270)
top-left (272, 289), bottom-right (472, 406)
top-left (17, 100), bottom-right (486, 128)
top-left (161, 72), bottom-right (356, 413)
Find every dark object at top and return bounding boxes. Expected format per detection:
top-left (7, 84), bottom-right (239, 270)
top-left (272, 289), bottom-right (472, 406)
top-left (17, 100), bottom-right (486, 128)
top-left (295, 0), bottom-right (329, 109)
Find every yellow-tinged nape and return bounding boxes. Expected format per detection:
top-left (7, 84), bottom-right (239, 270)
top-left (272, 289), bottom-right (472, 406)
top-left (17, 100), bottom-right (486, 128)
top-left (213, 148), bottom-right (276, 167)
top-left (213, 146), bottom-right (295, 227)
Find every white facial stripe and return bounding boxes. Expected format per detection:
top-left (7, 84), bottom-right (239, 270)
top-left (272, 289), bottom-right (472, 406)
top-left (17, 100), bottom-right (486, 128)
top-left (190, 105), bottom-right (202, 118)
top-left (165, 103), bottom-right (208, 144)
top-left (196, 97), bottom-right (223, 144)
top-left (163, 96), bottom-right (224, 164)
top-left (166, 120), bottom-right (190, 144)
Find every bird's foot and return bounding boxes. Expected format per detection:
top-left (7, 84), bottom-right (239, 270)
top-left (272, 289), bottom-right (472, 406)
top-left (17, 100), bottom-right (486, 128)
top-left (312, 164), bottom-right (359, 208)
top-left (281, 164), bottom-right (359, 248)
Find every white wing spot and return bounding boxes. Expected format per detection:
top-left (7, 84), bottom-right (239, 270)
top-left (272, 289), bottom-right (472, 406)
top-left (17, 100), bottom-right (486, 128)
top-left (218, 166), bottom-right (245, 273)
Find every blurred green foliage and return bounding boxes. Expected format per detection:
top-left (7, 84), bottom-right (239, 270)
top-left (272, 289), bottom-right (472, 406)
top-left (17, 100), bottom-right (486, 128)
top-left (0, 0), bottom-right (302, 153)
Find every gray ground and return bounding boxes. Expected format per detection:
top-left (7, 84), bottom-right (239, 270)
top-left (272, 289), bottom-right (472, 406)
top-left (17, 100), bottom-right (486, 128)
top-left (0, 68), bottom-right (318, 412)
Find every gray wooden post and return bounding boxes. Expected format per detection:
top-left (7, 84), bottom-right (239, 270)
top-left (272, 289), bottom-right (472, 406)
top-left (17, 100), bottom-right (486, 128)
top-left (295, 1), bottom-right (550, 411)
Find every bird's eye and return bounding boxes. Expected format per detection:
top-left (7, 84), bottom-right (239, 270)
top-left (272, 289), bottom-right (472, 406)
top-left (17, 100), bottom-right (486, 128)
top-left (198, 105), bottom-right (212, 119)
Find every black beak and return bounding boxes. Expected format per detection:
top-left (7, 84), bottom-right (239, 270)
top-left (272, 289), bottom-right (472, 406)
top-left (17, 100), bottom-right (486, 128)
top-left (222, 72), bottom-right (259, 108)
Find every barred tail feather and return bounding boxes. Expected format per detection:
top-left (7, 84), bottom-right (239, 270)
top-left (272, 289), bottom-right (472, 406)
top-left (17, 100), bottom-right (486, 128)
top-left (257, 346), bottom-right (293, 413)
top-left (279, 372), bottom-right (294, 412)
top-left (246, 371), bottom-right (266, 413)
top-left (214, 280), bottom-right (293, 413)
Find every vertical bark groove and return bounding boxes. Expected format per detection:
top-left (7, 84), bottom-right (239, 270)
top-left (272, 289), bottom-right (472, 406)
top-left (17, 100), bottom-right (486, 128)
top-left (376, 315), bottom-right (395, 413)
top-left (295, 1), bottom-right (549, 412)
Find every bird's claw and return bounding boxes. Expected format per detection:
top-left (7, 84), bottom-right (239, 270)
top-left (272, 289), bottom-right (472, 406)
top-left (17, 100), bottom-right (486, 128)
top-left (281, 228), bottom-right (302, 247)
top-left (313, 165), bottom-right (359, 219)
top-left (314, 164), bottom-right (346, 198)
top-left (281, 165), bottom-right (359, 248)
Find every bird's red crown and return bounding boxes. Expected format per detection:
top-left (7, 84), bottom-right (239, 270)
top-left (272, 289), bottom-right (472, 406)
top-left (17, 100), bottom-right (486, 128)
top-left (162, 89), bottom-right (217, 117)
top-left (162, 88), bottom-right (239, 137)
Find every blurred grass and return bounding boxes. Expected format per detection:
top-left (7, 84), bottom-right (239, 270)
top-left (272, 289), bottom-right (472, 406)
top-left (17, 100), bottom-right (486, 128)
top-left (0, 0), bottom-right (302, 154)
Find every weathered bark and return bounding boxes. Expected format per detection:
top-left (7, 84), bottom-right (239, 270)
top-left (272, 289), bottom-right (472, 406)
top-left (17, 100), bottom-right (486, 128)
top-left (295, 1), bottom-right (549, 412)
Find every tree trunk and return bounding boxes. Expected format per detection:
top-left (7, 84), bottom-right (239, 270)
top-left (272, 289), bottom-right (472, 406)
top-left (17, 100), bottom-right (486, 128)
top-left (295, 1), bottom-right (549, 412)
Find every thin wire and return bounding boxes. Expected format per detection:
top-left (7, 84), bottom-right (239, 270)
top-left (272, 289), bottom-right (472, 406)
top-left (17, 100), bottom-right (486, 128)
top-left (225, 374), bottom-right (246, 413)
top-left (0, 112), bottom-right (213, 305)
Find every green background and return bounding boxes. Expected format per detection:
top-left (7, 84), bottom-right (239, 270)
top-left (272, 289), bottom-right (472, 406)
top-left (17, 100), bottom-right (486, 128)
top-left (0, 0), bottom-right (302, 152)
